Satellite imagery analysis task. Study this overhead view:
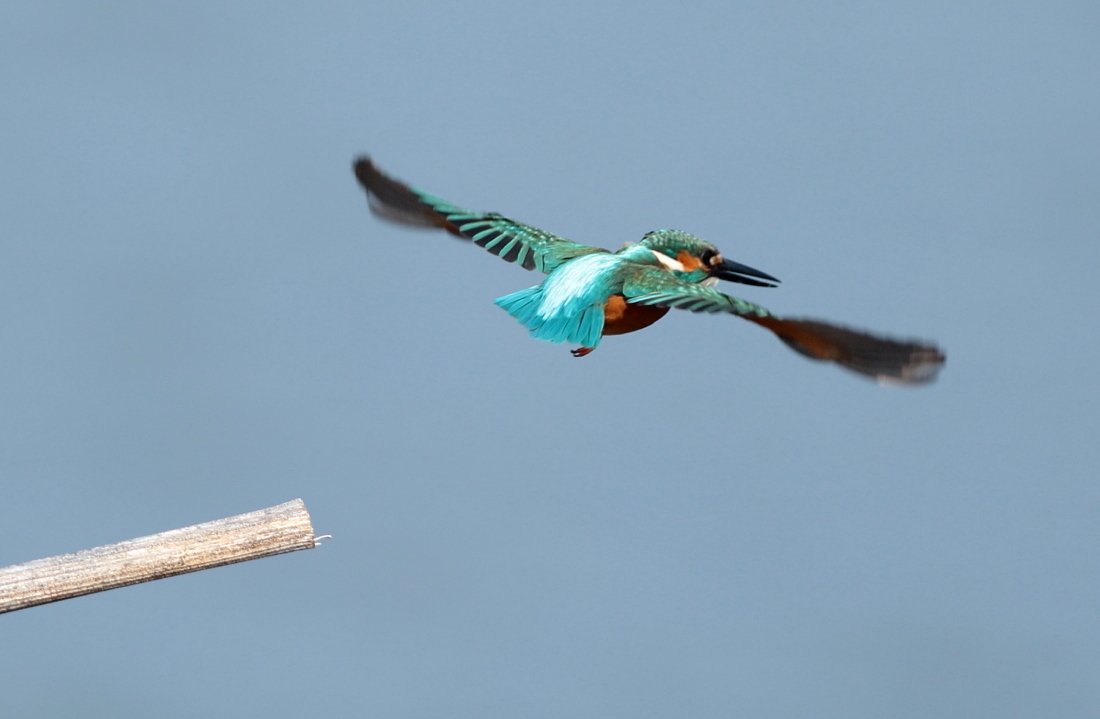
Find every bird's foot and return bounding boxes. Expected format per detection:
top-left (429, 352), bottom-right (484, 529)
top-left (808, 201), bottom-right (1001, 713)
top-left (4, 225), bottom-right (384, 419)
top-left (570, 347), bottom-right (595, 358)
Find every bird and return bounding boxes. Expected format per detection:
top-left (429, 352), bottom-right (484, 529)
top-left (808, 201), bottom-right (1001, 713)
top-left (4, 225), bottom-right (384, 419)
top-left (352, 156), bottom-right (946, 385)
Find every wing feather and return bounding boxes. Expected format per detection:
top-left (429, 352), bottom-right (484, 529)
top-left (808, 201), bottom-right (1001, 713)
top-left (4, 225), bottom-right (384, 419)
top-left (353, 157), bottom-right (605, 274)
top-left (623, 266), bottom-right (773, 317)
top-left (623, 266), bottom-right (945, 384)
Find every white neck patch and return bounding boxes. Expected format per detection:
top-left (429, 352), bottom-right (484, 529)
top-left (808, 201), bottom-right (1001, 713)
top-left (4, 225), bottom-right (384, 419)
top-left (651, 249), bottom-right (685, 272)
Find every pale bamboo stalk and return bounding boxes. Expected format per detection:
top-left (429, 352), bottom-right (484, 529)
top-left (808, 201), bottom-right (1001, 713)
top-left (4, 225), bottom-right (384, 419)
top-left (0, 499), bottom-right (317, 614)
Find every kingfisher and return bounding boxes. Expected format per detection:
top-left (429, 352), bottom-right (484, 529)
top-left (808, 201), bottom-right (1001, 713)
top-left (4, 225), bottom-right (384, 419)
top-left (353, 156), bottom-right (945, 384)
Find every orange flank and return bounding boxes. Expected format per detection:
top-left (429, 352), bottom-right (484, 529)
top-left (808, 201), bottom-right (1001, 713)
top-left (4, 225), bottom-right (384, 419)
top-left (602, 295), bottom-right (670, 336)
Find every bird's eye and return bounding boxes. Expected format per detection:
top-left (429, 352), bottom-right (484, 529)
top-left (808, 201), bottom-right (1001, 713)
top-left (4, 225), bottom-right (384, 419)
top-left (700, 250), bottom-right (717, 267)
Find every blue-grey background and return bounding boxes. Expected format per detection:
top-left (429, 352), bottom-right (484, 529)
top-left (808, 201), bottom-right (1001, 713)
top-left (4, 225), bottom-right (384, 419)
top-left (2, 2), bottom-right (1098, 716)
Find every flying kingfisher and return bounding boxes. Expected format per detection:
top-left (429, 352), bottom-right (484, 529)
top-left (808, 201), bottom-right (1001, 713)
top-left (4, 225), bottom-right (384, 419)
top-left (353, 156), bottom-right (945, 384)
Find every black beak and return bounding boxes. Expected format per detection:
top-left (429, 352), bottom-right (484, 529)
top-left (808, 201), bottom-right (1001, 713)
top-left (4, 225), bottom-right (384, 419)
top-left (711, 258), bottom-right (780, 288)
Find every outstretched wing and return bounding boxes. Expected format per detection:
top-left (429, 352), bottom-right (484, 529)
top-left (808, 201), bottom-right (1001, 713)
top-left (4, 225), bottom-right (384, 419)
top-left (752, 317), bottom-right (945, 385)
top-left (623, 266), bottom-right (945, 385)
top-left (353, 157), bottom-right (606, 274)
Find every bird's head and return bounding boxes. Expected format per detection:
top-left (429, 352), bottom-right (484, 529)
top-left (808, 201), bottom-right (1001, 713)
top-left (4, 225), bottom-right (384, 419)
top-left (638, 229), bottom-right (780, 287)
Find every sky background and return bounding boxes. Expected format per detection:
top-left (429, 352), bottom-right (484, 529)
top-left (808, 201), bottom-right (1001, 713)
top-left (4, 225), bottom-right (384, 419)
top-left (1, 1), bottom-right (1098, 717)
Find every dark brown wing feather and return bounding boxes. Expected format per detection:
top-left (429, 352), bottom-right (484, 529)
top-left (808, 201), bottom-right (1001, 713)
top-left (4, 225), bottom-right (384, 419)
top-left (748, 316), bottom-right (946, 385)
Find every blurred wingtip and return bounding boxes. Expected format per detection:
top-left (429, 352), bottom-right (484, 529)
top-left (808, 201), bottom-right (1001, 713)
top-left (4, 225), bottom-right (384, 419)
top-left (351, 154), bottom-right (452, 230)
top-left (352, 155), bottom-right (375, 183)
top-left (761, 317), bottom-right (946, 387)
top-left (872, 345), bottom-right (946, 386)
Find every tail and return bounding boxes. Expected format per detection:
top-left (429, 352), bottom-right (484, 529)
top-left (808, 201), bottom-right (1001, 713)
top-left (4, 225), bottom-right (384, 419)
top-left (747, 316), bottom-right (945, 385)
top-left (495, 287), bottom-right (605, 348)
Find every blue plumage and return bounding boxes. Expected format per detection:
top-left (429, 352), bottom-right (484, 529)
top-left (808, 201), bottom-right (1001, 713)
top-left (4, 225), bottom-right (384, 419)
top-left (495, 253), bottom-right (621, 348)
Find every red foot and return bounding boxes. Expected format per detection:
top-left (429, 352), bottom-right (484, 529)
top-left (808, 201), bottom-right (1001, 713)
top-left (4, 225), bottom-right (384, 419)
top-left (571, 347), bottom-right (595, 358)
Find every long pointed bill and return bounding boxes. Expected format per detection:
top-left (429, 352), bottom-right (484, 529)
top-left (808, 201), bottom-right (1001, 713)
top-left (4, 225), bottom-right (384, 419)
top-left (712, 258), bottom-right (780, 287)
